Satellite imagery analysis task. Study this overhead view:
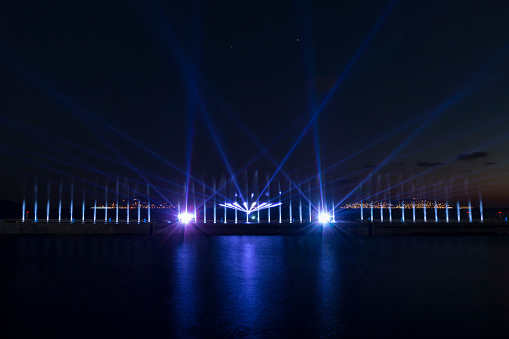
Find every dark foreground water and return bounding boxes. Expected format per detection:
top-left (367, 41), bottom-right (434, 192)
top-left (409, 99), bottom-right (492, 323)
top-left (2, 232), bottom-right (509, 338)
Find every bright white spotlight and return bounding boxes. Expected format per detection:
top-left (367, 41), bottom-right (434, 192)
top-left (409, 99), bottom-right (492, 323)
top-left (318, 212), bottom-right (331, 224)
top-left (178, 212), bottom-right (193, 224)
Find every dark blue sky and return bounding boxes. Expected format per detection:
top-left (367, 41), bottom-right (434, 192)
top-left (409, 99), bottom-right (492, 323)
top-left (1, 0), bottom-right (509, 206)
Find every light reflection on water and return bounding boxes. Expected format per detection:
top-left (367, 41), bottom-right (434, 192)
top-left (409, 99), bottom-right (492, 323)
top-left (3, 233), bottom-right (509, 337)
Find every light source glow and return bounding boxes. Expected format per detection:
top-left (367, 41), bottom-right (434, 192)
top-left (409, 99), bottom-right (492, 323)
top-left (318, 212), bottom-right (331, 224)
top-left (178, 212), bottom-right (193, 223)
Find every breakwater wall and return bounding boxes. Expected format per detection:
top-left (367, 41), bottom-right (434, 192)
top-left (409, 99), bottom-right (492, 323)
top-left (151, 221), bottom-right (509, 236)
top-left (1, 221), bottom-right (509, 235)
top-left (0, 221), bottom-right (151, 235)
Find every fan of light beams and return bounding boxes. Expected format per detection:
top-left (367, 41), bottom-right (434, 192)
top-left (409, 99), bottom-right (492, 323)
top-left (219, 201), bottom-right (282, 214)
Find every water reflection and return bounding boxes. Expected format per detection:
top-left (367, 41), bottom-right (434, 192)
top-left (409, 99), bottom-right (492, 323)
top-left (318, 235), bottom-right (343, 336)
top-left (4, 234), bottom-right (509, 337)
top-left (215, 236), bottom-right (288, 336)
top-left (168, 234), bottom-right (351, 336)
top-left (172, 240), bottom-right (200, 333)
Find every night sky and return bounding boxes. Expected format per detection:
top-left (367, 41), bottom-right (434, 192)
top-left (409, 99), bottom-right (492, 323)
top-left (1, 0), bottom-right (509, 207)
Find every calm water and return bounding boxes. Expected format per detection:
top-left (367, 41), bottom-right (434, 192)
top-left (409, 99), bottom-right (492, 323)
top-left (2, 231), bottom-right (509, 338)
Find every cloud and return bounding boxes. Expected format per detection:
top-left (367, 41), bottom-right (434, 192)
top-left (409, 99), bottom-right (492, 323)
top-left (456, 152), bottom-right (489, 161)
top-left (417, 161), bottom-right (442, 167)
top-left (24, 114), bottom-right (45, 126)
top-left (313, 76), bottom-right (338, 93)
top-left (336, 179), bottom-right (355, 185)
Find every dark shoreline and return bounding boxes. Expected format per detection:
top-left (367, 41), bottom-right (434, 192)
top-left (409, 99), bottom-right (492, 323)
top-left (1, 220), bottom-right (509, 235)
